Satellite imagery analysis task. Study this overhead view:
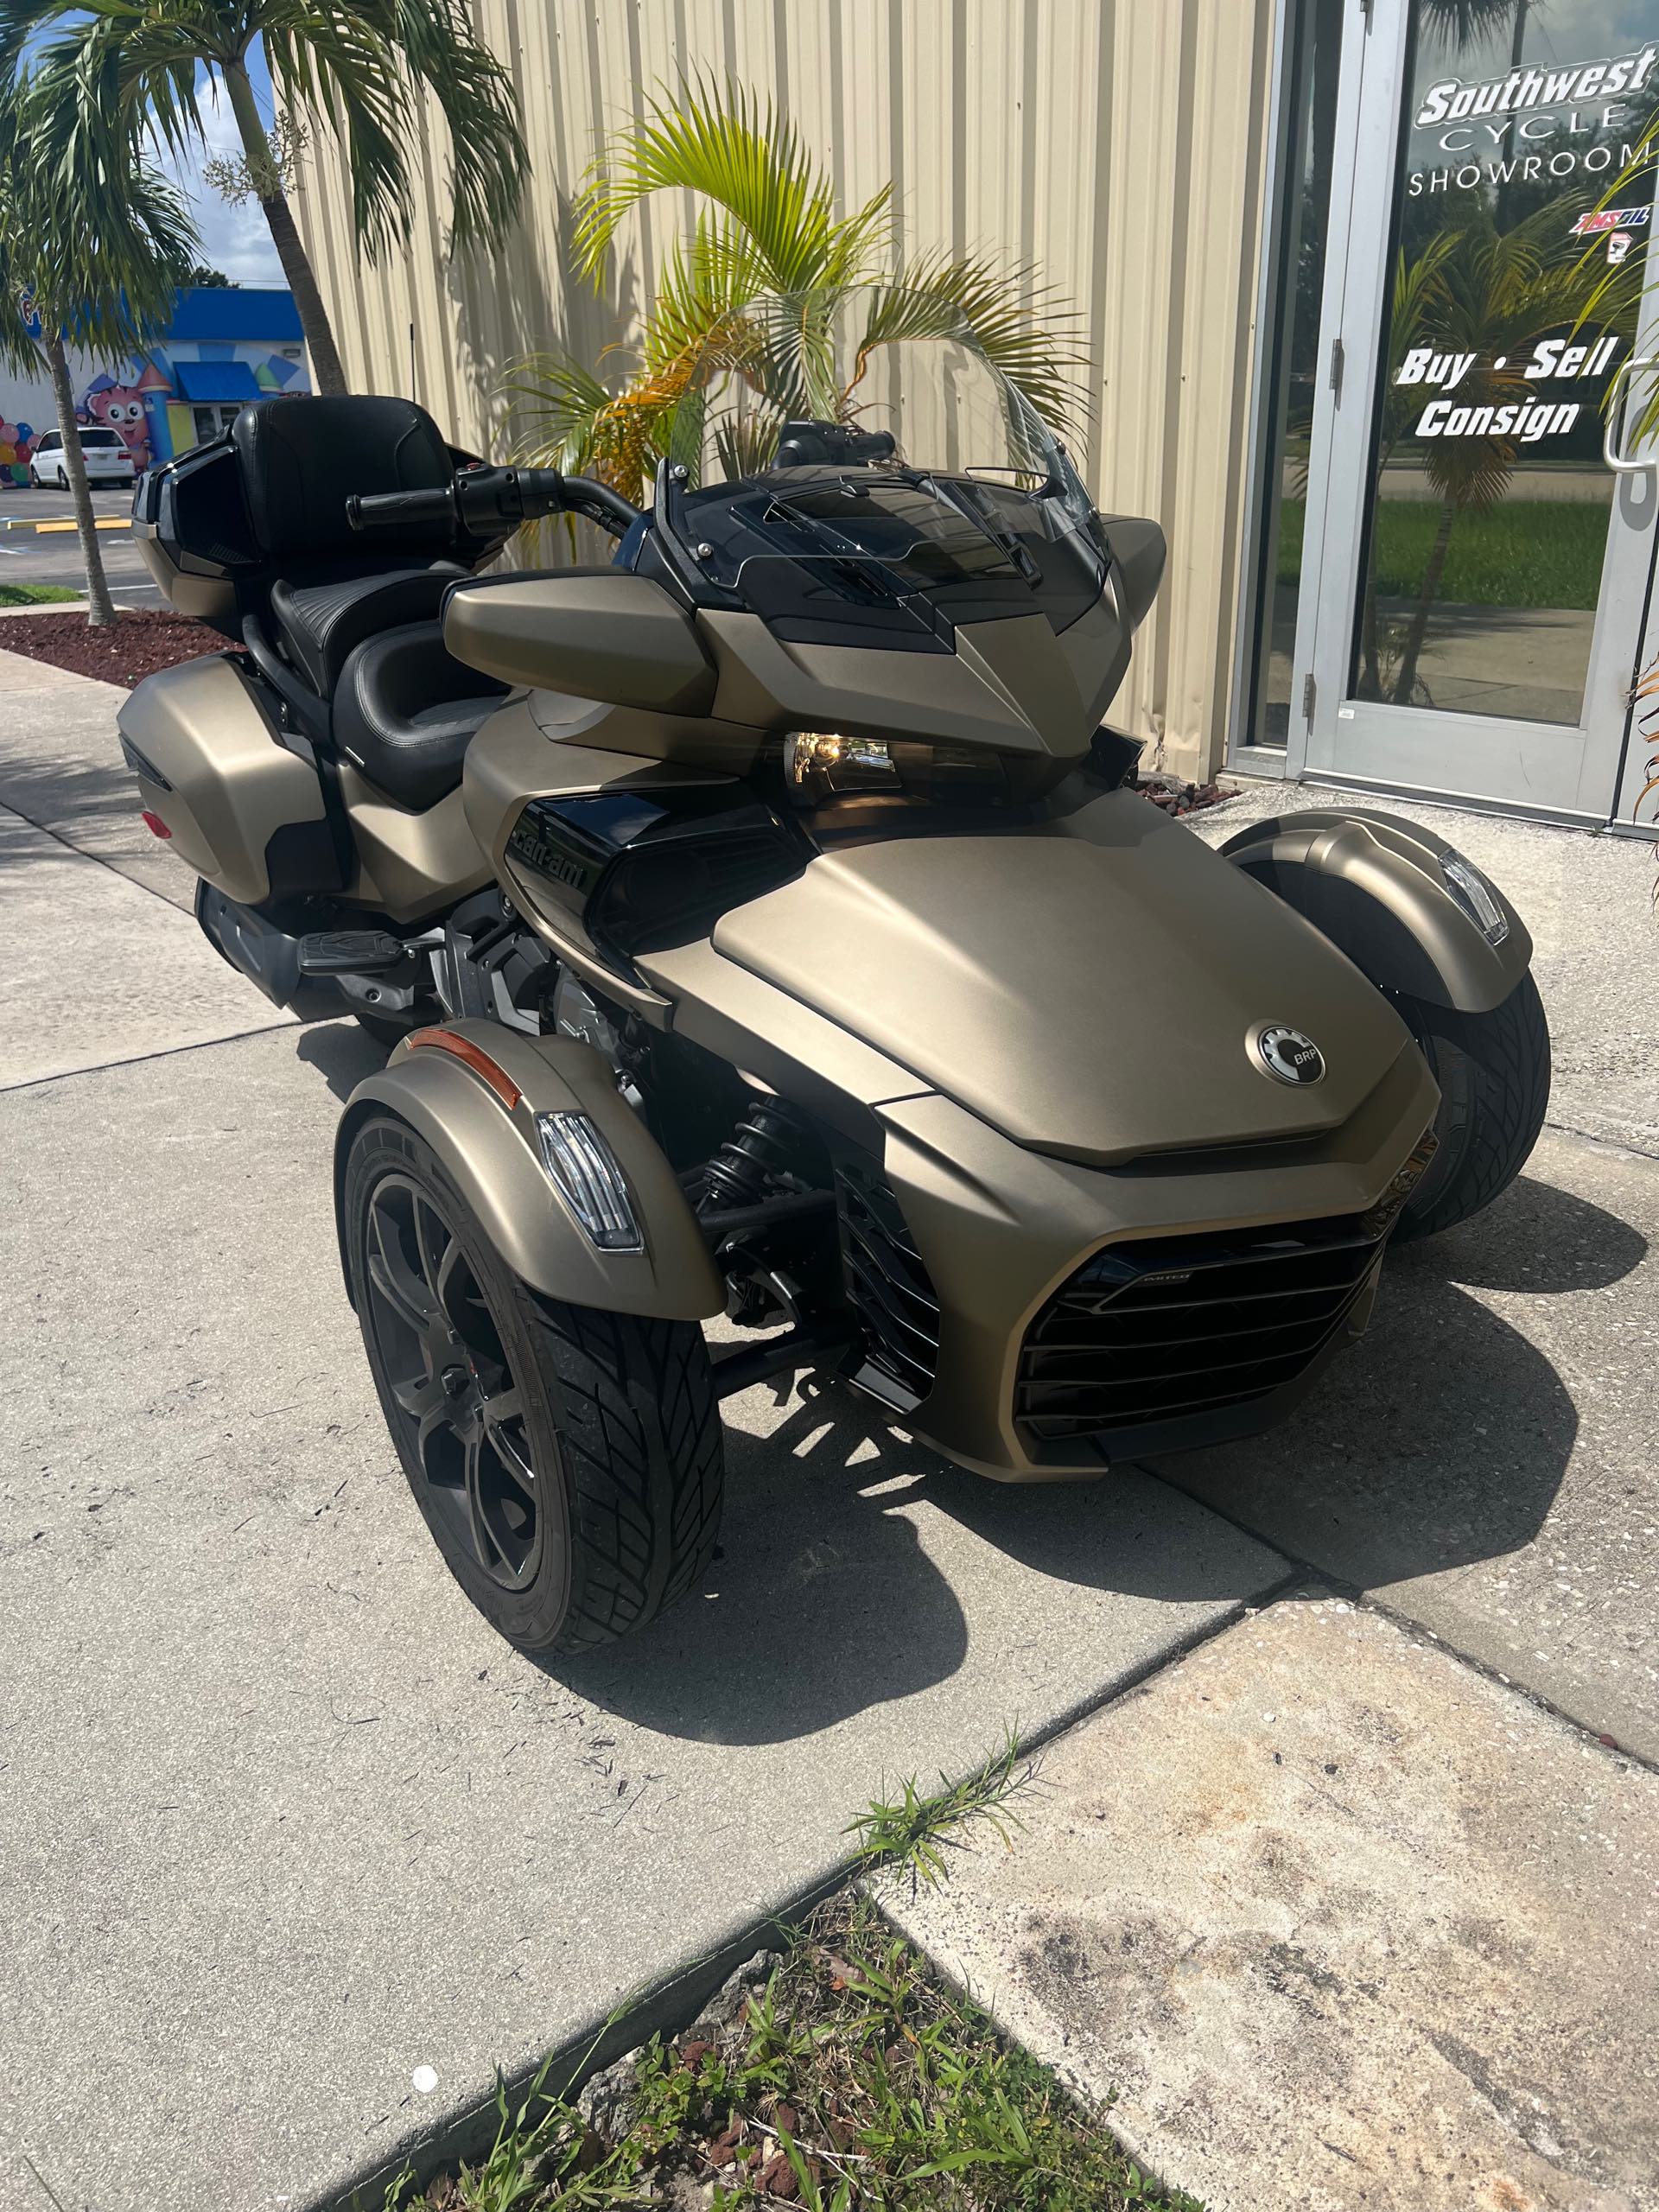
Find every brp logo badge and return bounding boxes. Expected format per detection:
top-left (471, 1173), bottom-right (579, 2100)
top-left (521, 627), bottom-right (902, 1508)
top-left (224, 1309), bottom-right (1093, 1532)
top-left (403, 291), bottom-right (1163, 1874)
top-left (1251, 1024), bottom-right (1326, 1086)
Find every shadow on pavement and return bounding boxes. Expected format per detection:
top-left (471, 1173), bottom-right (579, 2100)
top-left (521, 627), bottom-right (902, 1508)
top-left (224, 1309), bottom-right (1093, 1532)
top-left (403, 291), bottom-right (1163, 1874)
top-left (1397, 1168), bottom-right (1648, 1295)
top-left (561, 1173), bottom-right (1641, 1744)
top-left (1154, 1172), bottom-right (1644, 1594)
top-left (0, 741), bottom-right (137, 838)
top-left (294, 1018), bottom-right (391, 1099)
top-left (555, 1378), bottom-right (1282, 1746)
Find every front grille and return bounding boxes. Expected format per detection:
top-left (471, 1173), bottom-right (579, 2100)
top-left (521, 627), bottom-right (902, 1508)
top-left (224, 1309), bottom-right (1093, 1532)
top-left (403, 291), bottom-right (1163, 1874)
top-left (836, 1160), bottom-right (941, 1409)
top-left (1015, 1216), bottom-right (1385, 1449)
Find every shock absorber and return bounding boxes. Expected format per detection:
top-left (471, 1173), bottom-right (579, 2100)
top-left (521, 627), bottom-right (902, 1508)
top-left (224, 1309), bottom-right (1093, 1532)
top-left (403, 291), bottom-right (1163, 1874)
top-left (697, 1095), bottom-right (806, 1212)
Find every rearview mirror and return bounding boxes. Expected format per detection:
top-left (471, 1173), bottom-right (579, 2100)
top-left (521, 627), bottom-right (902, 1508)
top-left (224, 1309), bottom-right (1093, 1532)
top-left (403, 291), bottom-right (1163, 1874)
top-left (443, 571), bottom-right (716, 714)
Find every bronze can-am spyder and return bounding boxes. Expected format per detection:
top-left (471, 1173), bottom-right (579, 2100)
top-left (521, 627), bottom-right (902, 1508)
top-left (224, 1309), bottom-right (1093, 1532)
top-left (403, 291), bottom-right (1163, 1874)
top-left (120, 290), bottom-right (1549, 1655)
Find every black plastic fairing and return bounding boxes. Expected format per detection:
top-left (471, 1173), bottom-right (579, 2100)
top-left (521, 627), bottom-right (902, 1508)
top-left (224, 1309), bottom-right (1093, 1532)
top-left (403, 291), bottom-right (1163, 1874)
top-left (504, 785), bottom-right (814, 976)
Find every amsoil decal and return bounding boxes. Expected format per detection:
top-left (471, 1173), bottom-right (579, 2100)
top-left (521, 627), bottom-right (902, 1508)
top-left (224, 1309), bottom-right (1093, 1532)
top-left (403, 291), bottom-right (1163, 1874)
top-left (1572, 206), bottom-right (1653, 235)
top-left (1408, 42), bottom-right (1656, 199)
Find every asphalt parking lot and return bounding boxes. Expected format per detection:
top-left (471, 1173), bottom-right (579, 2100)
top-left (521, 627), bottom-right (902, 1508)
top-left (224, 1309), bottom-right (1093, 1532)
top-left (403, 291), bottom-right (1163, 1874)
top-left (3, 642), bottom-right (1656, 2211)
top-left (0, 485), bottom-right (161, 605)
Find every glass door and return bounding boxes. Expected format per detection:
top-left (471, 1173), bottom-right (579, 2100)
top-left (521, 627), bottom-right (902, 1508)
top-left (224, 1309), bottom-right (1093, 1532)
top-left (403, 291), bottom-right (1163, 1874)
top-left (1290, 0), bottom-right (1659, 822)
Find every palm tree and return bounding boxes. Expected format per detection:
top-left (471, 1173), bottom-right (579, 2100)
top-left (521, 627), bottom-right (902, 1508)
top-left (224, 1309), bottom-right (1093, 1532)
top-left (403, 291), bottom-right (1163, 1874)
top-left (0, 60), bottom-right (195, 626)
top-left (505, 83), bottom-right (1086, 502)
top-left (3, 0), bottom-right (528, 397)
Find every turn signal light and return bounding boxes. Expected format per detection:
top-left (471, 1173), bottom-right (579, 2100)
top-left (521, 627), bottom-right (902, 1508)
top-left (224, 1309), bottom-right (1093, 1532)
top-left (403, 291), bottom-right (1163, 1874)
top-left (404, 1027), bottom-right (522, 1109)
top-left (536, 1111), bottom-right (643, 1250)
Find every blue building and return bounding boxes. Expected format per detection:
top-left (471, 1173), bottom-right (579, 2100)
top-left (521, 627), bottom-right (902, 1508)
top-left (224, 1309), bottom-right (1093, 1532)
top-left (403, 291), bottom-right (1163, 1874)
top-left (0, 285), bottom-right (309, 488)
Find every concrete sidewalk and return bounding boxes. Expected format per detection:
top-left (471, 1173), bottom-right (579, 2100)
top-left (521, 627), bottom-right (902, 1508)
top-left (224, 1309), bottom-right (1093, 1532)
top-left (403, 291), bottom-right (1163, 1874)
top-left (3, 657), bottom-right (1656, 2210)
top-left (885, 1599), bottom-right (1659, 2212)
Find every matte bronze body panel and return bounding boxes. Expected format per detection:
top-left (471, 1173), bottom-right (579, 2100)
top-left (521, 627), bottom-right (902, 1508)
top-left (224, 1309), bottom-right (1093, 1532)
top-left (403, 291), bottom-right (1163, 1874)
top-left (700, 604), bottom-right (1108, 758)
top-left (444, 571), bottom-right (717, 711)
top-left (713, 791), bottom-right (1412, 1166)
top-left (132, 527), bottom-right (237, 626)
top-left (339, 766), bottom-right (492, 923)
top-left (636, 938), bottom-right (935, 1149)
top-left (117, 653), bottom-right (326, 906)
top-left (877, 1040), bottom-right (1440, 1479)
top-left (1222, 809), bottom-right (1533, 1015)
top-left (335, 1021), bottom-right (723, 1319)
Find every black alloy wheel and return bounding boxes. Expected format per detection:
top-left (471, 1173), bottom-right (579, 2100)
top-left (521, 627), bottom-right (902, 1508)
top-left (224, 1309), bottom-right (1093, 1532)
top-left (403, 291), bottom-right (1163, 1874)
top-left (361, 1173), bottom-right (543, 1593)
top-left (345, 1116), bottom-right (725, 1654)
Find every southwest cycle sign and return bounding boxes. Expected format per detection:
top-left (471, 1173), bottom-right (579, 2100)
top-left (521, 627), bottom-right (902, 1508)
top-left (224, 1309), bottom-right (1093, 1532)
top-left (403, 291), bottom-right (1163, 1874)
top-left (1409, 41), bottom-right (1657, 199)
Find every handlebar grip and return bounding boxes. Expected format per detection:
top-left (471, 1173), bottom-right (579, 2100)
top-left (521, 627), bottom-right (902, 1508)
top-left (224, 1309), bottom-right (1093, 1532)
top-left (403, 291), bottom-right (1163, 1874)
top-left (346, 486), bottom-right (455, 531)
top-left (345, 467), bottom-right (640, 538)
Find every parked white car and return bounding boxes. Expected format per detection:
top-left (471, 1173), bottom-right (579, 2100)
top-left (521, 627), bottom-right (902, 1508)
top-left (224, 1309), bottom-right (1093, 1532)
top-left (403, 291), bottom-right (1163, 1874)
top-left (29, 428), bottom-right (137, 489)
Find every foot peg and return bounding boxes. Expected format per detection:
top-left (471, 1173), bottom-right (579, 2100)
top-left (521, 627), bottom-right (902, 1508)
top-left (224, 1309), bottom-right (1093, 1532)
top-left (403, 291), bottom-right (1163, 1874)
top-left (297, 930), bottom-right (410, 976)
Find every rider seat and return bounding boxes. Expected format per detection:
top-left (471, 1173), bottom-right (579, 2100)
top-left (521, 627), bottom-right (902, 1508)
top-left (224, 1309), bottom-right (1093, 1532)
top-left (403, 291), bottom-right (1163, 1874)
top-left (333, 622), bottom-right (510, 810)
top-left (232, 396), bottom-right (507, 809)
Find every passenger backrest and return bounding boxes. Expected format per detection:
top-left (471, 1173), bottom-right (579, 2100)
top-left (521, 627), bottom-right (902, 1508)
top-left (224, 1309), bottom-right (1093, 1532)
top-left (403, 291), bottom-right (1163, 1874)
top-left (231, 396), bottom-right (455, 565)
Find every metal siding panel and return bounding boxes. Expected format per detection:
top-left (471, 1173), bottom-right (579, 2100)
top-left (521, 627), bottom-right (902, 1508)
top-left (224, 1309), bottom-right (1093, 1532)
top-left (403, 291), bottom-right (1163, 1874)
top-left (290, 0), bottom-right (1275, 772)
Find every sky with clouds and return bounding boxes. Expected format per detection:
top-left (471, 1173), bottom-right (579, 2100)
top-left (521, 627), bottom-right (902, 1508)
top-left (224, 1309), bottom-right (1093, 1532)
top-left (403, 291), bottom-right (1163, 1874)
top-left (155, 48), bottom-right (285, 287)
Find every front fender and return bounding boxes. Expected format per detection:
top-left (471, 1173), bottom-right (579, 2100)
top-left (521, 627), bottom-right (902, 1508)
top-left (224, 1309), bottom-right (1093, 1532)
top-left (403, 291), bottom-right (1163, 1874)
top-left (334, 1020), bottom-right (723, 1319)
top-left (1221, 807), bottom-right (1532, 1014)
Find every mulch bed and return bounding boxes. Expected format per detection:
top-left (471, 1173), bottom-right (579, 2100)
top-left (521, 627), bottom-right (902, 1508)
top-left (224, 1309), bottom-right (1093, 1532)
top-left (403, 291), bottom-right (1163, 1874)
top-left (1135, 774), bottom-right (1234, 816)
top-left (0, 607), bottom-right (227, 688)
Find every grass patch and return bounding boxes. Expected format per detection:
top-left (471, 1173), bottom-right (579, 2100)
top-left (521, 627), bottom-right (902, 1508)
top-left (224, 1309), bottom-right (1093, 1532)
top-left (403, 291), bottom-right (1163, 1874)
top-left (385, 1892), bottom-right (1202, 2211)
top-left (844, 1730), bottom-right (1033, 1891)
top-left (1276, 498), bottom-right (1608, 609)
top-left (0, 581), bottom-right (80, 607)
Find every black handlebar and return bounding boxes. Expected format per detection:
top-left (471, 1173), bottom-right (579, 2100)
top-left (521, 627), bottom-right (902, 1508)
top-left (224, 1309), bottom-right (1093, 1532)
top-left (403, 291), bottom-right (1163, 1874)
top-left (346, 466), bottom-right (642, 541)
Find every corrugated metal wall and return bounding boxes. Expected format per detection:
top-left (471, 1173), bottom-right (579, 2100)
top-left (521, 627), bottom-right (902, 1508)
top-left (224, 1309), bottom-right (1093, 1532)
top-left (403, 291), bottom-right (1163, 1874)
top-left (292, 0), bottom-right (1276, 775)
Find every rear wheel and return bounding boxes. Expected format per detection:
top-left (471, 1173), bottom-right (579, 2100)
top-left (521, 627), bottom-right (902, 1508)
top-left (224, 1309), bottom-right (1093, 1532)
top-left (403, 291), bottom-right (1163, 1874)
top-left (1391, 974), bottom-right (1550, 1242)
top-left (344, 1116), bottom-right (724, 1653)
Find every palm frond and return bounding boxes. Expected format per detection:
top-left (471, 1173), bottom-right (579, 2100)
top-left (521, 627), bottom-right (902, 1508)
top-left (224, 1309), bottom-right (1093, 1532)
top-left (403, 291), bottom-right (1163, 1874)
top-left (14, 0), bottom-right (524, 266)
top-left (573, 74), bottom-right (892, 295)
top-left (1, 49), bottom-right (197, 365)
top-left (858, 252), bottom-right (1091, 434)
top-left (385, 0), bottom-right (527, 251)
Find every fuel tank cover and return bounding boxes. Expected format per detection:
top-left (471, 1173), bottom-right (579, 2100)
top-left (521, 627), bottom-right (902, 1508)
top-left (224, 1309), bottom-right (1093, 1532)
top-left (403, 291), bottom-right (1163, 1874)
top-left (709, 791), bottom-right (1414, 1166)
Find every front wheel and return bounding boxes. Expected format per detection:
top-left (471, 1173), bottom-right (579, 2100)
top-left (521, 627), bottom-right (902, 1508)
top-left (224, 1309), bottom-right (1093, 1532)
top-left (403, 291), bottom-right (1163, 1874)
top-left (343, 1116), bottom-right (724, 1654)
top-left (1391, 973), bottom-right (1550, 1242)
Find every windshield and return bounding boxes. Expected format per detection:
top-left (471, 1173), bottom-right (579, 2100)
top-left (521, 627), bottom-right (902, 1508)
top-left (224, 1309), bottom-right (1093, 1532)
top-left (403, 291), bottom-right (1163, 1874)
top-left (647, 285), bottom-right (1103, 638)
top-left (80, 430), bottom-right (124, 448)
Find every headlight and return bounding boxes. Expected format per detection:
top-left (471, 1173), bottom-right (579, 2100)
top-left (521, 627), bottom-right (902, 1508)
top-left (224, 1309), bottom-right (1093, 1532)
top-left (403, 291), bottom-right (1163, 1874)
top-left (1440, 849), bottom-right (1510, 947)
top-left (785, 729), bottom-right (899, 800)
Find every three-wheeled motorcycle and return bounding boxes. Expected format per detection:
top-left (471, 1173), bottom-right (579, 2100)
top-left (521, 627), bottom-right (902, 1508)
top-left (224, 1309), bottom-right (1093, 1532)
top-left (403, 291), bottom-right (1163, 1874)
top-left (120, 290), bottom-right (1549, 1653)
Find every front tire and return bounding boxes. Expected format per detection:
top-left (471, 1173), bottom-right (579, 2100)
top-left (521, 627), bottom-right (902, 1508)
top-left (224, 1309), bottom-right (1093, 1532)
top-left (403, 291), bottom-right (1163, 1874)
top-left (344, 1116), bottom-right (724, 1654)
top-left (1391, 974), bottom-right (1550, 1242)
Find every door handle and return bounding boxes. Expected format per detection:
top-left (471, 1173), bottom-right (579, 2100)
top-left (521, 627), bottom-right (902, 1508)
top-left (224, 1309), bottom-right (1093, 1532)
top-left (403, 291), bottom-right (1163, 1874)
top-left (1604, 355), bottom-right (1659, 474)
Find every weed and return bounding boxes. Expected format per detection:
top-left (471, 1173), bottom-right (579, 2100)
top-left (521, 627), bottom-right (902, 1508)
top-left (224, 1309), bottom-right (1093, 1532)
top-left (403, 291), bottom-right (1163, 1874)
top-left (384, 1893), bottom-right (1202, 2209)
top-left (844, 1727), bottom-right (1034, 1890)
